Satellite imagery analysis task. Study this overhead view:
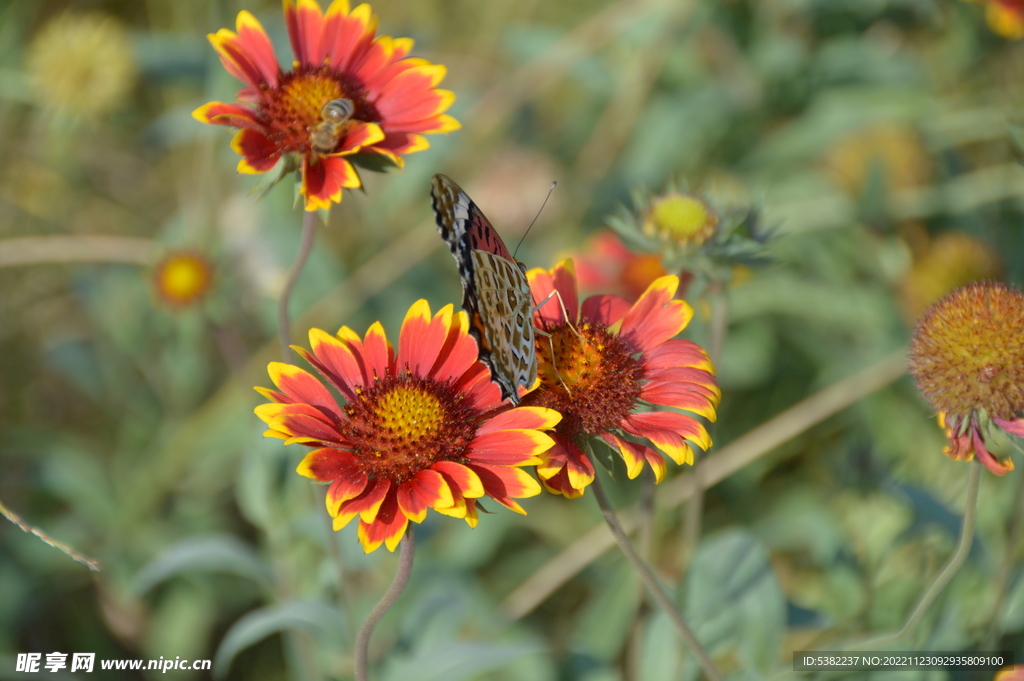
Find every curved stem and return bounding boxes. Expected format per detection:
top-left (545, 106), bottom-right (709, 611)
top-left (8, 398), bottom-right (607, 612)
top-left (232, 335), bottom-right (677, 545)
top-left (354, 529), bottom-right (415, 681)
top-left (986, 468), bottom-right (1024, 648)
top-left (278, 211), bottom-right (319, 360)
top-left (587, 459), bottom-right (723, 681)
top-left (855, 461), bottom-right (981, 649)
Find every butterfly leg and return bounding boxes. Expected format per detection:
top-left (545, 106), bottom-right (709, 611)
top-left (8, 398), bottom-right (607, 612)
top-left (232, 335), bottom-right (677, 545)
top-left (532, 324), bottom-right (573, 397)
top-left (532, 289), bottom-right (590, 345)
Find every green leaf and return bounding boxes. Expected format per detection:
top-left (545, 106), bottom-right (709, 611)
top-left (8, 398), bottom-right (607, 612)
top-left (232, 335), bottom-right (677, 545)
top-left (380, 642), bottom-right (544, 681)
top-left (212, 599), bottom-right (348, 678)
top-left (348, 151), bottom-right (402, 174)
top-left (1001, 572), bottom-right (1024, 633)
top-left (131, 535), bottom-right (273, 594)
top-left (684, 530), bottom-right (786, 672)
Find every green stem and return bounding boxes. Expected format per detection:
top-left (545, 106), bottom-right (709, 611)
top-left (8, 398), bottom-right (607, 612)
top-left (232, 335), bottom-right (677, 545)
top-left (855, 461), bottom-right (981, 649)
top-left (278, 211), bottom-right (319, 360)
top-left (354, 529), bottom-right (415, 681)
top-left (985, 467), bottom-right (1024, 648)
top-left (587, 459), bottom-right (723, 681)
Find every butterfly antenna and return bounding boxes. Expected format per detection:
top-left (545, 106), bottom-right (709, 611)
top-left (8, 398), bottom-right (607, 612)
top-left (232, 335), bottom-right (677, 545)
top-left (513, 181), bottom-right (557, 258)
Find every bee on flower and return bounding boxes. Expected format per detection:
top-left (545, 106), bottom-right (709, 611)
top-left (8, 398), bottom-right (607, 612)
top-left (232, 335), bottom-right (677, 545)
top-left (194, 0), bottom-right (459, 211)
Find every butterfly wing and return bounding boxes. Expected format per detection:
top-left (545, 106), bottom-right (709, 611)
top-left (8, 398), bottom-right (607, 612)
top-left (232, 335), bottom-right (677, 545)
top-left (431, 174), bottom-right (537, 404)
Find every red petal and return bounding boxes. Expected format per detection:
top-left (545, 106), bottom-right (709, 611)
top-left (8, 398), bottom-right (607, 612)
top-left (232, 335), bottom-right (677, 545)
top-left (208, 27), bottom-right (268, 90)
top-left (301, 155), bottom-right (359, 211)
top-left (337, 477), bottom-right (392, 524)
top-left (644, 339), bottom-right (715, 373)
top-left (322, 3), bottom-right (376, 70)
top-left (528, 267), bottom-right (564, 327)
top-left (358, 493), bottom-right (409, 553)
top-left (336, 121), bottom-right (385, 154)
top-left (284, 0), bottom-right (324, 66)
top-left (325, 471), bottom-right (370, 514)
top-left (300, 328), bottom-right (364, 399)
top-left (535, 434), bottom-right (594, 492)
top-left (641, 381), bottom-right (718, 420)
top-left (432, 461), bottom-right (484, 498)
top-left (361, 321), bottom-right (392, 380)
top-left (428, 309), bottom-right (479, 382)
top-left (972, 428), bottom-right (1014, 476)
top-left (297, 447), bottom-right (360, 482)
top-left (476, 406), bottom-right (561, 435)
top-left (396, 469), bottom-right (453, 522)
top-left (469, 430), bottom-right (551, 466)
top-left (232, 129), bottom-right (282, 173)
top-left (580, 294), bottom-right (632, 326)
top-left (192, 102), bottom-right (263, 131)
top-left (267, 362), bottom-right (342, 421)
top-left (467, 463), bottom-right (540, 512)
top-left (235, 11), bottom-right (280, 87)
top-left (620, 277), bottom-right (691, 353)
top-left (397, 300), bottom-right (449, 377)
top-left (995, 417), bottom-right (1024, 438)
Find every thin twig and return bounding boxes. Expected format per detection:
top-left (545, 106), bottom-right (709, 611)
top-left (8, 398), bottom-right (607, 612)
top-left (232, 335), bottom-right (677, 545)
top-left (588, 459), bottom-right (724, 681)
top-left (278, 211), bottom-right (319, 360)
top-left (503, 348), bottom-right (907, 619)
top-left (354, 529), bottom-right (415, 681)
top-left (854, 461), bottom-right (981, 649)
top-left (0, 498), bottom-right (100, 571)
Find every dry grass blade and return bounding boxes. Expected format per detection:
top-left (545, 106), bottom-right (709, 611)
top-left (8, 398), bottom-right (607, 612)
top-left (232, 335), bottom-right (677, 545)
top-left (0, 498), bottom-right (100, 571)
top-left (0, 235), bottom-right (155, 268)
top-left (502, 348), bottom-right (908, 619)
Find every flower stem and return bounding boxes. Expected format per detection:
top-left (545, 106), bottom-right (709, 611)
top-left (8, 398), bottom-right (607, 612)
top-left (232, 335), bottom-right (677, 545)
top-left (354, 529), bottom-right (415, 681)
top-left (278, 211), bottom-right (318, 360)
top-left (855, 461), bottom-right (981, 649)
top-left (586, 460), bottom-right (723, 681)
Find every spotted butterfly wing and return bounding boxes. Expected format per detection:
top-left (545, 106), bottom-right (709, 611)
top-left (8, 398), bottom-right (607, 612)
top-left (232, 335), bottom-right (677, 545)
top-left (431, 174), bottom-right (537, 405)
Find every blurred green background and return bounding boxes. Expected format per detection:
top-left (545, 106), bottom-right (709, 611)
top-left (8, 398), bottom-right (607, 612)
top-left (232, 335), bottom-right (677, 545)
top-left (3, 0), bottom-right (1024, 679)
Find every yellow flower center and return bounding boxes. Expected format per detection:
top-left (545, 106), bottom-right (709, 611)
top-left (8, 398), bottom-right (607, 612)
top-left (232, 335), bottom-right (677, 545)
top-left (525, 322), bottom-right (643, 436)
top-left (344, 376), bottom-right (476, 481)
top-left (259, 67), bottom-right (380, 155)
top-left (374, 386), bottom-right (445, 445)
top-left (909, 282), bottom-right (1024, 420)
top-left (154, 253), bottom-right (213, 307)
top-left (643, 192), bottom-right (719, 248)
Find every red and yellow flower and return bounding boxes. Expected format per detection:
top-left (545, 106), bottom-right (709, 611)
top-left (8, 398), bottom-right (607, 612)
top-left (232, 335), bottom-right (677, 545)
top-left (573, 231), bottom-right (671, 301)
top-left (255, 300), bottom-right (559, 552)
top-left (194, 0), bottom-right (459, 211)
top-left (909, 282), bottom-right (1024, 476)
top-left (964, 0), bottom-right (1024, 39)
top-left (521, 260), bottom-right (720, 497)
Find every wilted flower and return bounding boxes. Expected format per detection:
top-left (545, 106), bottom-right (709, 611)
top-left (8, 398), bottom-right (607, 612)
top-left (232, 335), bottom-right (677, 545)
top-left (909, 283), bottom-right (1024, 475)
top-left (824, 122), bottom-right (931, 197)
top-left (195, 0), bottom-right (459, 211)
top-left (521, 260), bottom-right (719, 497)
top-left (255, 300), bottom-right (560, 552)
top-left (152, 251), bottom-right (215, 308)
top-left (25, 12), bottom-right (137, 120)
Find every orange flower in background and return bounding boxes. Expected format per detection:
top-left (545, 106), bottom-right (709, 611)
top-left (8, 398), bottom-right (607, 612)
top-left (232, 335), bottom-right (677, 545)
top-left (194, 0), bottom-right (459, 211)
top-left (152, 251), bottom-right (214, 308)
top-left (909, 283), bottom-right (1024, 476)
top-left (996, 665), bottom-right (1024, 681)
top-left (984, 0), bottom-right (1024, 39)
top-left (573, 231), bottom-right (670, 300)
top-left (522, 260), bottom-right (719, 497)
top-left (255, 300), bottom-right (560, 552)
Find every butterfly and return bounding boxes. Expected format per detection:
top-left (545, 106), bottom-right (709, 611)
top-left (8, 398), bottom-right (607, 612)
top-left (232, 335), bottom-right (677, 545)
top-left (431, 174), bottom-right (537, 405)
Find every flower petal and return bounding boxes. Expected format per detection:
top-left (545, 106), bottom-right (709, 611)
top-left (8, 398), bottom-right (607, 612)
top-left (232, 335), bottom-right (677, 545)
top-left (358, 493), bottom-right (408, 553)
top-left (397, 300), bottom-right (450, 376)
top-left (432, 461), bottom-right (484, 499)
top-left (296, 447), bottom-right (359, 482)
top-left (623, 411), bottom-right (711, 464)
top-left (301, 327), bottom-right (364, 398)
top-left (235, 11), bottom-right (280, 87)
top-left (476, 406), bottom-right (561, 435)
top-left (428, 309), bottom-right (479, 382)
top-left (361, 320), bottom-right (392, 379)
top-left (301, 155), bottom-right (360, 211)
top-left (995, 417), bottom-right (1024, 438)
top-left (972, 428), bottom-right (1015, 476)
top-left (644, 338), bottom-right (715, 373)
top-left (641, 380), bottom-right (719, 420)
top-left (535, 434), bottom-right (594, 495)
top-left (396, 469), bottom-right (453, 523)
top-left (469, 429), bottom-right (551, 466)
top-left (336, 121), bottom-right (385, 154)
top-left (267, 362), bottom-right (342, 420)
top-left (335, 477), bottom-right (391, 527)
top-left (323, 2), bottom-right (376, 70)
top-left (192, 101), bottom-right (263, 130)
top-left (580, 294), bottom-right (632, 326)
top-left (468, 463), bottom-right (540, 513)
top-left (620, 276), bottom-right (693, 353)
top-left (232, 129), bottom-right (282, 173)
top-left (603, 433), bottom-right (665, 482)
top-left (284, 0), bottom-right (324, 66)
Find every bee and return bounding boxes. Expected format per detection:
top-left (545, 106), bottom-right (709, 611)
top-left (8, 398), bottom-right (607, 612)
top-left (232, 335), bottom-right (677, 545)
top-left (309, 98), bottom-right (355, 155)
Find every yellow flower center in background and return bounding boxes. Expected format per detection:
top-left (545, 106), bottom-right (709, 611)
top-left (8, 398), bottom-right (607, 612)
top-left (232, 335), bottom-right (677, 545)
top-left (527, 322), bottom-right (643, 436)
top-left (374, 386), bottom-right (445, 445)
top-left (899, 230), bottom-right (1002, 323)
top-left (26, 12), bottom-right (137, 119)
top-left (643, 192), bottom-right (719, 248)
top-left (153, 252), bottom-right (214, 308)
top-left (909, 282), bottom-right (1024, 419)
